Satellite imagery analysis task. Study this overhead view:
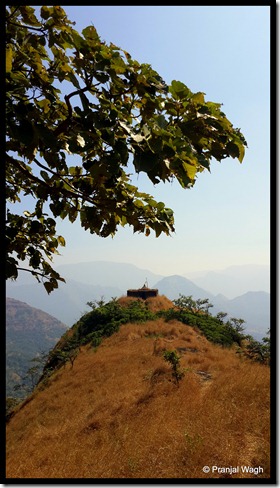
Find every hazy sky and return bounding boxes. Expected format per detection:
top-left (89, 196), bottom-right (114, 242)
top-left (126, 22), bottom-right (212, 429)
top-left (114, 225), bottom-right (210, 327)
top-left (14, 5), bottom-right (272, 276)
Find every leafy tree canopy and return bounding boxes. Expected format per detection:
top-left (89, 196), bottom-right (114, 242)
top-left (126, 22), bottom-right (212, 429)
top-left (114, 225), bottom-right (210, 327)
top-left (6, 6), bottom-right (247, 292)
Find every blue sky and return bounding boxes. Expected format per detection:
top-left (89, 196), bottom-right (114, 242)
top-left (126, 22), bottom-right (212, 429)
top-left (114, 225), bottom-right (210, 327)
top-left (15, 5), bottom-right (272, 276)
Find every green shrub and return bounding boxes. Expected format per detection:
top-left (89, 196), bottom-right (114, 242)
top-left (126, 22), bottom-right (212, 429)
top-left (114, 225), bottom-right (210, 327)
top-left (163, 349), bottom-right (185, 385)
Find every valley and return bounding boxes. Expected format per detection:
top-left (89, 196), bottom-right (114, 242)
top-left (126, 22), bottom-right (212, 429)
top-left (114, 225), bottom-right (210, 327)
top-left (6, 261), bottom-right (270, 340)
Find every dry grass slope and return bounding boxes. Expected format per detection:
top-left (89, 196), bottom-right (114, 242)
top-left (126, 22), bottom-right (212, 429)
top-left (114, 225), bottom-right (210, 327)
top-left (6, 298), bottom-right (270, 480)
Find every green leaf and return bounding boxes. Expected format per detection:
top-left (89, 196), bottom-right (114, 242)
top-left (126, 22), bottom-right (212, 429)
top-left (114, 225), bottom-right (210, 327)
top-left (226, 141), bottom-right (240, 159)
top-left (94, 72), bottom-right (110, 83)
top-left (232, 138), bottom-right (245, 163)
top-left (155, 201), bottom-right (166, 212)
top-left (40, 170), bottom-right (49, 181)
top-left (182, 161), bottom-right (197, 182)
top-left (155, 115), bottom-right (168, 129)
top-left (153, 223), bottom-right (163, 238)
top-left (191, 92), bottom-right (205, 104)
top-left (37, 99), bottom-right (51, 113)
top-left (237, 144), bottom-right (245, 163)
top-left (44, 281), bottom-right (56, 294)
top-left (6, 46), bottom-right (13, 73)
top-left (134, 199), bottom-right (144, 208)
top-left (133, 149), bottom-right (157, 174)
top-left (19, 6), bottom-right (41, 26)
top-left (69, 166), bottom-right (82, 175)
top-left (82, 25), bottom-right (99, 41)
top-left (40, 6), bottom-right (52, 19)
top-left (169, 80), bottom-right (192, 100)
top-left (71, 31), bottom-right (84, 49)
top-left (147, 136), bottom-right (163, 154)
top-left (57, 235), bottom-right (66, 246)
top-left (65, 71), bottom-right (80, 89)
top-left (111, 56), bottom-right (126, 74)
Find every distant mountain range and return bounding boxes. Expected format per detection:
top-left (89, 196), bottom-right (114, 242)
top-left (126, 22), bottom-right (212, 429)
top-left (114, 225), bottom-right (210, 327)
top-left (6, 262), bottom-right (163, 325)
top-left (153, 275), bottom-right (270, 341)
top-left (6, 278), bottom-right (123, 326)
top-left (187, 264), bottom-right (270, 299)
top-left (153, 275), bottom-right (216, 302)
top-left (56, 260), bottom-right (163, 290)
top-left (211, 291), bottom-right (270, 340)
top-left (6, 261), bottom-right (270, 341)
top-left (6, 297), bottom-right (67, 398)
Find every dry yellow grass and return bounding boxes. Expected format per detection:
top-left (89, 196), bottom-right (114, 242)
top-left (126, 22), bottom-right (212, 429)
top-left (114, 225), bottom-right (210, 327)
top-left (117, 294), bottom-right (175, 312)
top-left (6, 317), bottom-right (270, 480)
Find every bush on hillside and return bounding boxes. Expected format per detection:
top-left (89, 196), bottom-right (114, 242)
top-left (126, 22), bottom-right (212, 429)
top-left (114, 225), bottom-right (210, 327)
top-left (163, 349), bottom-right (185, 385)
top-left (161, 294), bottom-right (246, 347)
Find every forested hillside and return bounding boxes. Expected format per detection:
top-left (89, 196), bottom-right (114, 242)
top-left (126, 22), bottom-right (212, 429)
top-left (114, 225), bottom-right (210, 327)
top-left (6, 298), bottom-right (68, 398)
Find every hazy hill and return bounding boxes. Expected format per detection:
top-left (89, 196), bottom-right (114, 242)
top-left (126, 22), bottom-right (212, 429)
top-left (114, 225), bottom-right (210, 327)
top-left (6, 261), bottom-right (163, 325)
top-left (212, 291), bottom-right (270, 341)
top-left (153, 275), bottom-right (216, 301)
top-left (6, 296), bottom-right (270, 480)
top-left (6, 279), bottom-right (122, 326)
top-left (154, 275), bottom-right (270, 341)
top-left (56, 260), bottom-right (163, 290)
top-left (6, 262), bottom-right (270, 339)
top-left (188, 264), bottom-right (270, 298)
top-left (6, 298), bottom-right (68, 398)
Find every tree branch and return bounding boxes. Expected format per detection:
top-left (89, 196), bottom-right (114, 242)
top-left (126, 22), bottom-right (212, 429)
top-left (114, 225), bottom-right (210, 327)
top-left (6, 21), bottom-right (46, 33)
top-left (8, 154), bottom-right (100, 210)
top-left (33, 158), bottom-right (98, 203)
top-left (6, 7), bottom-right (21, 20)
top-left (16, 267), bottom-right (55, 280)
top-left (53, 85), bottom-right (94, 137)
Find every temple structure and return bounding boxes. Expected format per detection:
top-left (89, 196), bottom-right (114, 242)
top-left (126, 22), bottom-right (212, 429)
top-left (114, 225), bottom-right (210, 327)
top-left (127, 281), bottom-right (158, 300)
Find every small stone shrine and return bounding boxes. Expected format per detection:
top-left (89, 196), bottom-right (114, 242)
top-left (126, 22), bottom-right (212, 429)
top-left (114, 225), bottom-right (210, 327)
top-left (127, 280), bottom-right (158, 300)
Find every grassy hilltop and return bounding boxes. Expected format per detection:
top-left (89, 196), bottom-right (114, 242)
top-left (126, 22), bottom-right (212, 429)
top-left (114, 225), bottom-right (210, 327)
top-left (6, 295), bottom-right (270, 480)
